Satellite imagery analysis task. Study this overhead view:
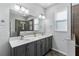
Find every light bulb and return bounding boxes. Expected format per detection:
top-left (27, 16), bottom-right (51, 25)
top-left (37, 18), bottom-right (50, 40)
top-left (21, 7), bottom-right (26, 11)
top-left (42, 16), bottom-right (45, 19)
top-left (14, 5), bottom-right (20, 11)
top-left (39, 14), bottom-right (45, 19)
top-left (39, 15), bottom-right (42, 18)
top-left (25, 9), bottom-right (29, 14)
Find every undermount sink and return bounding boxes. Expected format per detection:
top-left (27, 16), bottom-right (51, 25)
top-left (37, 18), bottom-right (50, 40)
top-left (19, 34), bottom-right (44, 41)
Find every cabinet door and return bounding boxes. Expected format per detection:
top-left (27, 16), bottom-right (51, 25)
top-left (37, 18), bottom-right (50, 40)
top-left (26, 42), bottom-right (35, 56)
top-left (47, 36), bottom-right (52, 51)
top-left (49, 36), bottom-right (52, 49)
top-left (45, 38), bottom-right (49, 53)
top-left (41, 39), bottom-right (46, 55)
top-left (36, 40), bottom-right (41, 56)
top-left (14, 45), bottom-right (26, 56)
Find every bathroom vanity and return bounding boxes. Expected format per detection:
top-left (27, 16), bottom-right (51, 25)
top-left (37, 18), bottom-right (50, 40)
top-left (9, 8), bottom-right (53, 56)
top-left (9, 34), bottom-right (53, 56)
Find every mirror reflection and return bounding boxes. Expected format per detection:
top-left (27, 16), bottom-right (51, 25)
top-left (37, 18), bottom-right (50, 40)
top-left (10, 7), bottom-right (44, 37)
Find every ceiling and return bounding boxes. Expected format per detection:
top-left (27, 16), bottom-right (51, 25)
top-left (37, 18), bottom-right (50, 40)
top-left (38, 3), bottom-right (56, 8)
top-left (20, 3), bottom-right (56, 9)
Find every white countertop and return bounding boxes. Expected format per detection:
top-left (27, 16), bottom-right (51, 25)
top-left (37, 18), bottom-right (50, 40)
top-left (9, 34), bottom-right (53, 48)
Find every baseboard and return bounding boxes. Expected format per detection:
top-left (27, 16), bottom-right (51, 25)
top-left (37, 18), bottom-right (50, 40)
top-left (52, 48), bottom-right (67, 56)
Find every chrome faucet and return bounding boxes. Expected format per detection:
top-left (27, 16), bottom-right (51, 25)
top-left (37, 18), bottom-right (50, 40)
top-left (33, 32), bottom-right (36, 37)
top-left (20, 35), bottom-right (24, 40)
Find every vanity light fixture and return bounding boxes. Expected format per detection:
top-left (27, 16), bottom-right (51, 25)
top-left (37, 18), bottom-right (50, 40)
top-left (14, 4), bottom-right (20, 11)
top-left (21, 7), bottom-right (26, 11)
top-left (23, 9), bottom-right (29, 16)
top-left (14, 4), bottom-right (29, 15)
top-left (21, 7), bottom-right (29, 15)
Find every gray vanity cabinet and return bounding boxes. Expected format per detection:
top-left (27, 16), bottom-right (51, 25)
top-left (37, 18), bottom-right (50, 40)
top-left (36, 40), bottom-right (41, 56)
top-left (13, 45), bottom-right (26, 56)
top-left (25, 42), bottom-right (35, 56)
top-left (10, 36), bottom-right (53, 56)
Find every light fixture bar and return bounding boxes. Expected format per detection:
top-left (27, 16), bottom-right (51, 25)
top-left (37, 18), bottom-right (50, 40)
top-left (14, 4), bottom-right (29, 16)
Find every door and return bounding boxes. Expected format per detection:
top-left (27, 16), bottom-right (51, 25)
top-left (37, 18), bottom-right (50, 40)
top-left (26, 42), bottom-right (35, 56)
top-left (41, 38), bottom-right (46, 55)
top-left (72, 5), bottom-right (79, 45)
top-left (72, 4), bottom-right (79, 56)
top-left (48, 36), bottom-right (52, 49)
top-left (14, 45), bottom-right (26, 56)
top-left (36, 40), bottom-right (42, 56)
top-left (45, 38), bottom-right (49, 53)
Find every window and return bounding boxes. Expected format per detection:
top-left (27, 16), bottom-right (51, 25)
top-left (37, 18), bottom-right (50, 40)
top-left (34, 18), bottom-right (39, 30)
top-left (55, 9), bottom-right (67, 32)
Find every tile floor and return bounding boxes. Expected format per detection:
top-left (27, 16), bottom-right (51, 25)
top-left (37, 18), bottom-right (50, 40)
top-left (45, 50), bottom-right (65, 56)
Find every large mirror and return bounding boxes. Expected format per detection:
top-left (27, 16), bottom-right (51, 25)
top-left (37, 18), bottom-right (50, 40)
top-left (10, 9), bottom-right (39, 37)
top-left (9, 7), bottom-right (44, 37)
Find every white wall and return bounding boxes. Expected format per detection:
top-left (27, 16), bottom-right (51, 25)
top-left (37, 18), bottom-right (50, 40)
top-left (46, 3), bottom-right (75, 56)
top-left (0, 3), bottom-right (11, 56)
top-left (0, 3), bottom-right (44, 56)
